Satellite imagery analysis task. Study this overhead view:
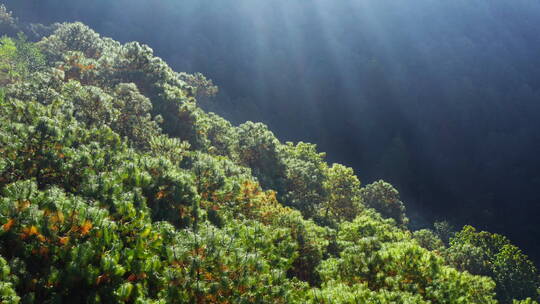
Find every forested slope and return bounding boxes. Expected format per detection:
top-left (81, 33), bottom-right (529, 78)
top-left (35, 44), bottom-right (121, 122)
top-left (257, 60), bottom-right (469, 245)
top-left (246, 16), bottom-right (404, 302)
top-left (5, 0), bottom-right (540, 262)
top-left (0, 7), bottom-right (538, 303)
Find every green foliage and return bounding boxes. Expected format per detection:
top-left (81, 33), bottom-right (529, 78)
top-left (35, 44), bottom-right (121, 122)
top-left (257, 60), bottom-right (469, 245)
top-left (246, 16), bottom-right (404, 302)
top-left (197, 112), bottom-right (238, 158)
top-left (0, 5), bottom-right (19, 37)
top-left (434, 220), bottom-right (456, 246)
top-left (156, 220), bottom-right (308, 303)
top-left (281, 142), bottom-right (328, 217)
top-left (148, 135), bottom-right (190, 166)
top-left (178, 72), bottom-right (218, 107)
top-left (111, 83), bottom-right (162, 148)
top-left (308, 281), bottom-right (428, 304)
top-left (0, 36), bottom-right (18, 84)
top-left (360, 180), bottom-right (409, 226)
top-left (39, 22), bottom-right (105, 61)
top-left (0, 256), bottom-right (19, 304)
top-left (236, 121), bottom-right (287, 193)
top-left (0, 35), bottom-right (44, 85)
top-left (321, 164), bottom-right (363, 223)
top-left (12, 34), bottom-right (45, 73)
top-left (513, 298), bottom-right (539, 304)
top-left (413, 229), bottom-right (445, 252)
top-left (60, 80), bottom-right (118, 126)
top-left (319, 211), bottom-right (497, 303)
top-left (446, 226), bottom-right (540, 303)
top-left (0, 95), bottom-right (305, 302)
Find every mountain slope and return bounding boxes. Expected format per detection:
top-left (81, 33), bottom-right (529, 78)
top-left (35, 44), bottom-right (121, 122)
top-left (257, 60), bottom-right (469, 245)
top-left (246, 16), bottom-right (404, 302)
top-left (0, 11), bottom-right (538, 304)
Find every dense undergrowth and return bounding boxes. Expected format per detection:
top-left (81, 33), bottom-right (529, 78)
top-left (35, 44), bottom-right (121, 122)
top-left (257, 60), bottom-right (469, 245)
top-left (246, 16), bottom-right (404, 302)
top-left (0, 6), bottom-right (538, 303)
